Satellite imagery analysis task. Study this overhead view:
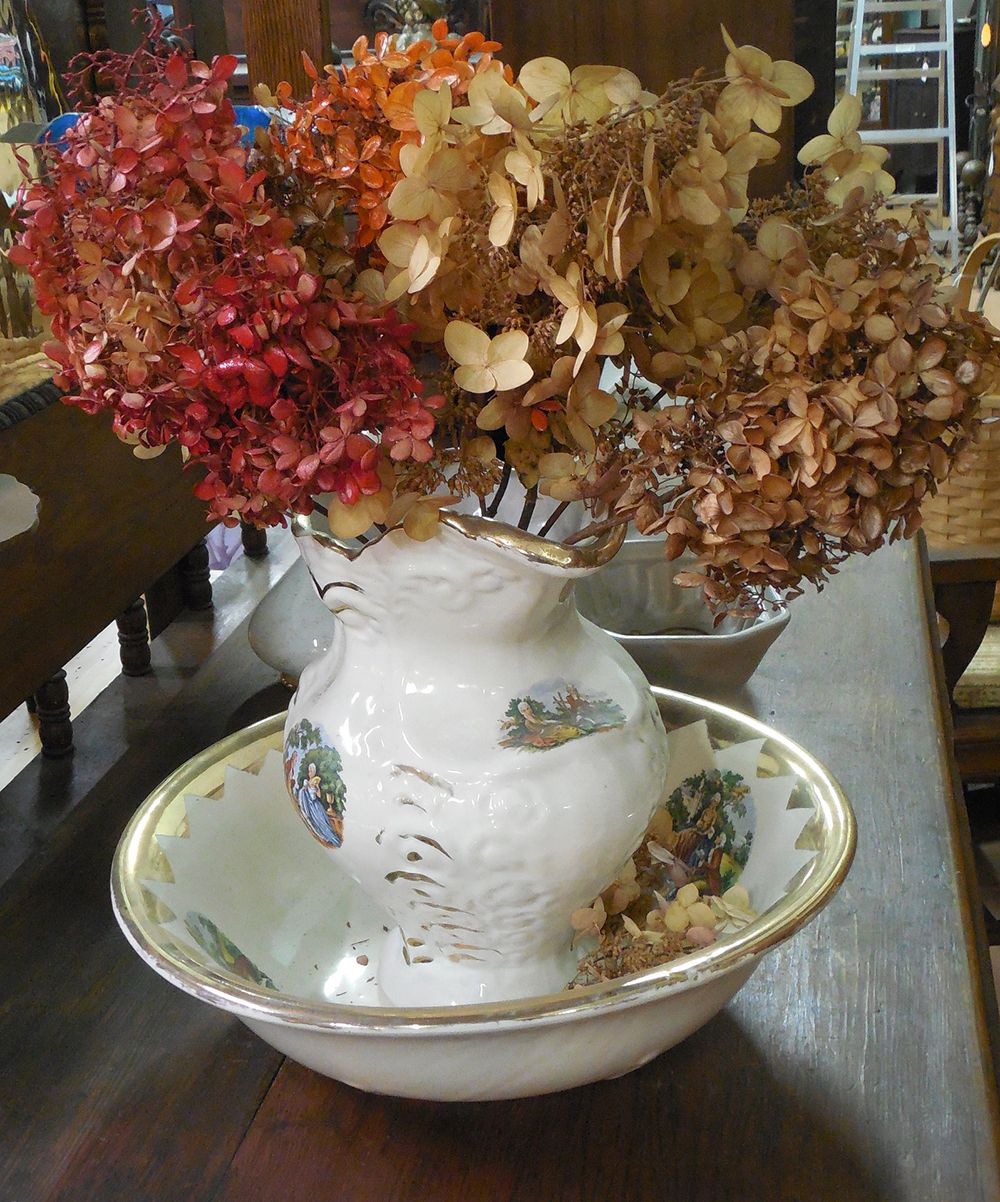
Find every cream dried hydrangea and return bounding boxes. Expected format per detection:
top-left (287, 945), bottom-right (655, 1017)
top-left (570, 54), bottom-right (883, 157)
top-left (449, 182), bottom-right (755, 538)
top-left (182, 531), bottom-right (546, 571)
top-left (716, 25), bottom-right (814, 132)
top-left (454, 64), bottom-right (531, 135)
top-left (517, 56), bottom-right (644, 126)
top-left (797, 92), bottom-right (894, 206)
top-left (444, 322), bottom-right (533, 394)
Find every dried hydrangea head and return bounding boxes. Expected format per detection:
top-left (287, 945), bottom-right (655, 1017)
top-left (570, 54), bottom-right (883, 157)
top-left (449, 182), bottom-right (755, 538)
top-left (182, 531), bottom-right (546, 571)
top-left (11, 20), bottom-right (439, 530)
top-left (619, 199), bottom-right (999, 609)
top-left (716, 25), bottom-right (814, 133)
top-left (797, 92), bottom-right (895, 206)
top-left (362, 23), bottom-right (1000, 610)
top-left (372, 26), bottom-right (792, 518)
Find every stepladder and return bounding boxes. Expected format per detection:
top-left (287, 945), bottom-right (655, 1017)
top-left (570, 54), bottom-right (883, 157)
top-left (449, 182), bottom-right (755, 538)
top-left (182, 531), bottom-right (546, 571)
top-left (843, 0), bottom-right (960, 265)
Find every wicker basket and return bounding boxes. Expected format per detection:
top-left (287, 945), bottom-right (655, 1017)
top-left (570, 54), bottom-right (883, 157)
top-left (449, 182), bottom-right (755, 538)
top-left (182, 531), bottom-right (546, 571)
top-left (921, 393), bottom-right (1000, 545)
top-left (0, 333), bottom-right (51, 404)
top-left (921, 234), bottom-right (1000, 616)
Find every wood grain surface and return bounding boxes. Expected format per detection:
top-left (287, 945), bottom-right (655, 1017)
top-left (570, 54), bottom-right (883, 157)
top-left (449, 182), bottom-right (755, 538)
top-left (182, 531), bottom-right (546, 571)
top-left (0, 538), bottom-right (997, 1201)
top-left (242, 0), bottom-right (328, 96)
top-left (0, 533), bottom-right (299, 893)
top-left (0, 544), bottom-right (299, 1202)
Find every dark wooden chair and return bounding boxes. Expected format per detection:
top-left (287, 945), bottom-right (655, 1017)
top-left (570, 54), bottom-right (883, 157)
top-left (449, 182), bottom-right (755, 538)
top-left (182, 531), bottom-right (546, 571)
top-left (0, 385), bottom-right (226, 757)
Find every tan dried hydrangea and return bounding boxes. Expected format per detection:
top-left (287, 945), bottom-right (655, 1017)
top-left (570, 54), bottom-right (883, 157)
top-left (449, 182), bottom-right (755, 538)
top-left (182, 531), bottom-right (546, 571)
top-left (364, 24), bottom-right (1000, 610)
top-left (618, 199), bottom-right (997, 609)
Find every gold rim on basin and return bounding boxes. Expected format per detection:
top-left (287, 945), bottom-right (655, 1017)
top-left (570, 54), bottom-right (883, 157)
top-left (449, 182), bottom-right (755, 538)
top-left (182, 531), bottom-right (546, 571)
top-left (111, 688), bottom-right (856, 1034)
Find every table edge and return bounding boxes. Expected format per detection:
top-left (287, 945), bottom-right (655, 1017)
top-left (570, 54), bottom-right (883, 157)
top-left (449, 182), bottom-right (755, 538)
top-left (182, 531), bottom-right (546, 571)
top-left (917, 532), bottom-right (1000, 1168)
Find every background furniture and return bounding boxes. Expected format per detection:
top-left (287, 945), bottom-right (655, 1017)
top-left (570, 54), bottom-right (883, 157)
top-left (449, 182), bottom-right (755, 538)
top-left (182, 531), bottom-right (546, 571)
top-left (920, 235), bottom-right (1000, 779)
top-left (845, 0), bottom-right (961, 262)
top-left (0, 535), bottom-right (996, 1201)
top-left (930, 544), bottom-right (1000, 780)
top-left (25, 0), bottom-right (833, 198)
top-left (0, 388), bottom-right (216, 754)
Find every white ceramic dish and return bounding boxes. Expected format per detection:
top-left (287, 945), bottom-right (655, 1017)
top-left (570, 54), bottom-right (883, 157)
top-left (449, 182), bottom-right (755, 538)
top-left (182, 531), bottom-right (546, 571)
top-left (111, 690), bottom-right (854, 1102)
top-left (576, 541), bottom-right (790, 691)
top-left (250, 539), bottom-right (789, 695)
top-left (247, 558), bottom-right (334, 684)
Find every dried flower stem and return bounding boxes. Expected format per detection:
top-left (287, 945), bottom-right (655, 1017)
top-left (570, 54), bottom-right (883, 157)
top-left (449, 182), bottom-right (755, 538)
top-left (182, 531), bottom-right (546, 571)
top-left (517, 484), bottom-right (539, 532)
top-left (537, 501), bottom-right (571, 539)
top-left (561, 513), bottom-right (630, 547)
top-left (560, 482), bottom-right (684, 546)
top-left (486, 463), bottom-right (513, 518)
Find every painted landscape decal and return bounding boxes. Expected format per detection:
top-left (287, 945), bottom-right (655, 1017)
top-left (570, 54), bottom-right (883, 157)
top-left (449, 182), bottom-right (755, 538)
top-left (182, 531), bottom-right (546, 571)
top-left (499, 680), bottom-right (625, 752)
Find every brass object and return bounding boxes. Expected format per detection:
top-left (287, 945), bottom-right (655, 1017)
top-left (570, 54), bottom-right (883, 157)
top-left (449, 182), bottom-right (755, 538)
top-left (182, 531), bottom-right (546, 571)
top-left (362, 0), bottom-right (492, 44)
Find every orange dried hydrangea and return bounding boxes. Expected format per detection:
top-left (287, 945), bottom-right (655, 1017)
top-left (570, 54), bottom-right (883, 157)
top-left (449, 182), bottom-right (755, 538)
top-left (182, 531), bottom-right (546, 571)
top-left (270, 21), bottom-right (504, 258)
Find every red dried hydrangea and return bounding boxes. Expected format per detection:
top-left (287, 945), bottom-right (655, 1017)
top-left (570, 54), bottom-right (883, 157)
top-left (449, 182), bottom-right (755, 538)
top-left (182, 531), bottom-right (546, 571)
top-left (10, 23), bottom-right (440, 527)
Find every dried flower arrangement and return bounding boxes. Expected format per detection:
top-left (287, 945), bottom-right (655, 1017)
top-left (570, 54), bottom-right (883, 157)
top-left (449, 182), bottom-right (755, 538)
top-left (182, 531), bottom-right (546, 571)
top-left (10, 17), bottom-right (1000, 608)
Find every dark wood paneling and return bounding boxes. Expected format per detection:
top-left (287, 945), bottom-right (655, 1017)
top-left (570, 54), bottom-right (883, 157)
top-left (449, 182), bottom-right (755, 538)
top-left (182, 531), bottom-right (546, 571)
top-left (490, 0), bottom-right (797, 194)
top-left (101, 0), bottom-right (144, 53)
top-left (0, 400), bottom-right (212, 720)
top-left (793, 0), bottom-right (835, 163)
top-left (188, 0), bottom-right (231, 64)
top-left (329, 1), bottom-right (367, 56)
top-left (491, 0), bottom-right (791, 91)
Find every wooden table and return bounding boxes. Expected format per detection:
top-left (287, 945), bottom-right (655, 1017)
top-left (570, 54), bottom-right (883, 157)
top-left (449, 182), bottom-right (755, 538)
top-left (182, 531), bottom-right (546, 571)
top-left (1, 537), bottom-right (998, 1202)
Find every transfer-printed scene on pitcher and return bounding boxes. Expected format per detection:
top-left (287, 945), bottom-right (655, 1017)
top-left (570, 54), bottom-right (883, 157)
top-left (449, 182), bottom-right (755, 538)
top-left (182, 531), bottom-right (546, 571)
top-left (499, 681), bottom-right (626, 752)
top-left (284, 718), bottom-right (347, 847)
top-left (184, 910), bottom-right (277, 991)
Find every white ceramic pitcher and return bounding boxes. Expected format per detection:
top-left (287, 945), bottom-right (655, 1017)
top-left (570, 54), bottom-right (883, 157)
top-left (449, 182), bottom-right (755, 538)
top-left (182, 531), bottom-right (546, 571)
top-left (283, 512), bottom-right (669, 1006)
